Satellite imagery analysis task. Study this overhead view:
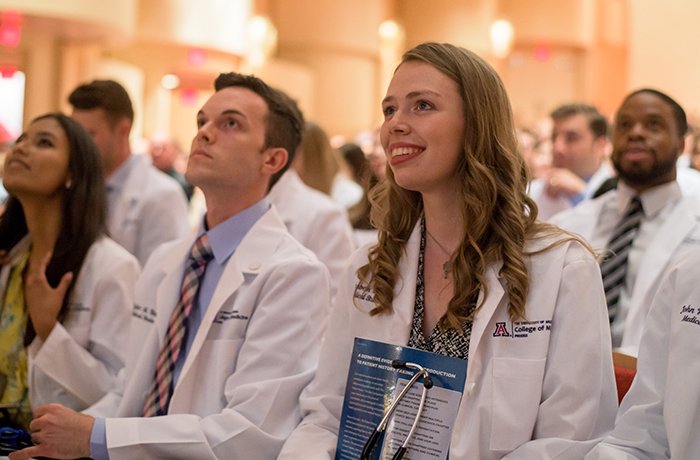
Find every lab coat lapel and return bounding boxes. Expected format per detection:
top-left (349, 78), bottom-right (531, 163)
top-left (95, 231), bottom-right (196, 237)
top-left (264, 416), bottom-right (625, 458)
top-left (469, 264), bottom-right (505, 361)
top-left (117, 239), bottom-right (191, 417)
top-left (577, 200), bottom-right (604, 238)
top-left (386, 223), bottom-right (422, 344)
top-left (172, 209), bottom-right (283, 402)
top-left (153, 239), bottom-right (194, 344)
top-left (632, 200), bottom-right (700, 308)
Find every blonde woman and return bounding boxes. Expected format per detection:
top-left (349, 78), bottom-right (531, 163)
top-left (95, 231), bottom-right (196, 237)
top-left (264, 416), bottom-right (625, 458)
top-left (295, 121), bottom-right (363, 208)
top-left (280, 43), bottom-right (617, 459)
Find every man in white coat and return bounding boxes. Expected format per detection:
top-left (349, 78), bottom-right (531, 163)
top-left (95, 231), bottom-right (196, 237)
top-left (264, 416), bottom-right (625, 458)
top-left (529, 103), bottom-right (612, 220)
top-left (585, 247), bottom-right (700, 459)
top-left (10, 73), bottom-right (331, 460)
top-left (69, 80), bottom-right (190, 266)
top-left (268, 169), bottom-right (355, 297)
top-left (551, 88), bottom-right (700, 356)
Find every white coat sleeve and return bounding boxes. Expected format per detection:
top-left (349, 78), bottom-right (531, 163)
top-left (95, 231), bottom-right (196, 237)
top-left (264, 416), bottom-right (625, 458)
top-left (585, 263), bottom-right (682, 460)
top-left (278, 262), bottom-right (358, 459)
top-left (104, 257), bottom-right (331, 460)
top-left (504, 247), bottom-right (618, 459)
top-left (28, 246), bottom-right (140, 409)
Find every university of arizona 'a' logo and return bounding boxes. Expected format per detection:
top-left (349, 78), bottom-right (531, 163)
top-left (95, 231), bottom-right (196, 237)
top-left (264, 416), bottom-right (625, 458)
top-left (493, 322), bottom-right (510, 337)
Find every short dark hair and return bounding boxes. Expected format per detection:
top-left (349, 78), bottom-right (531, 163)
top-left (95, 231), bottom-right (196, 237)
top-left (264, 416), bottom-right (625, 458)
top-left (550, 103), bottom-right (608, 139)
top-left (68, 79), bottom-right (134, 126)
top-left (214, 72), bottom-right (304, 188)
top-left (621, 88), bottom-right (687, 137)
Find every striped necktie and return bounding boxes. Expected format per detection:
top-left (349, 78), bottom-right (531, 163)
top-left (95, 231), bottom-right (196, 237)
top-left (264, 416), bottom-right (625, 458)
top-left (143, 233), bottom-right (214, 417)
top-left (600, 197), bottom-right (644, 323)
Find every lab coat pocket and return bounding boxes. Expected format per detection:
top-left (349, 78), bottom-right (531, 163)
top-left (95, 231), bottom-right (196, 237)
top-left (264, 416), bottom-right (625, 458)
top-left (490, 357), bottom-right (546, 452)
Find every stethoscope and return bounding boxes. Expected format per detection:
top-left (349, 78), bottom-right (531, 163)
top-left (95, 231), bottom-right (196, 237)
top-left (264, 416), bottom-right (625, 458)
top-left (360, 360), bottom-right (434, 460)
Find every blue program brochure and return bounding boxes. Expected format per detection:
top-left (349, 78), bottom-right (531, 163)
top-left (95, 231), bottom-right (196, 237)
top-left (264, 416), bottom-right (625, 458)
top-left (335, 338), bottom-right (467, 460)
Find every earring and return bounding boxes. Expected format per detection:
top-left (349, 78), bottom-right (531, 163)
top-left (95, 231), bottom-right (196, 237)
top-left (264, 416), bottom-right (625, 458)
top-left (65, 179), bottom-right (72, 190)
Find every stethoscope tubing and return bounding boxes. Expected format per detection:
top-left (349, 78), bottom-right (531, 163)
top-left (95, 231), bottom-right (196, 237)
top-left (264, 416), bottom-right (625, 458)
top-left (360, 360), bottom-right (433, 460)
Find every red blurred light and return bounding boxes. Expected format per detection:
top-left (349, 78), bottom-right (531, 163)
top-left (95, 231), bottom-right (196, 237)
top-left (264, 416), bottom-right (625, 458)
top-left (534, 43), bottom-right (551, 62)
top-left (0, 65), bottom-right (17, 78)
top-left (187, 48), bottom-right (207, 67)
top-left (0, 10), bottom-right (22, 48)
top-left (180, 87), bottom-right (198, 107)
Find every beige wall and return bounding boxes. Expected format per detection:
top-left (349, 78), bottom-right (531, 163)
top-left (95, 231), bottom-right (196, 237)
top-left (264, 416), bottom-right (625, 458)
top-left (628, 1), bottom-right (700, 122)
top-left (5, 0), bottom-right (700, 142)
top-left (399, 0), bottom-right (494, 54)
top-left (271, 0), bottom-right (391, 137)
top-left (395, 0), bottom-right (629, 124)
top-left (498, 0), bottom-right (628, 121)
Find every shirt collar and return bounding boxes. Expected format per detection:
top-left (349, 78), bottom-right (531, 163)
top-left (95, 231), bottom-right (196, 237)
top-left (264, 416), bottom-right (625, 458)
top-left (107, 155), bottom-right (137, 193)
top-left (616, 180), bottom-right (681, 218)
top-left (197, 198), bottom-right (270, 264)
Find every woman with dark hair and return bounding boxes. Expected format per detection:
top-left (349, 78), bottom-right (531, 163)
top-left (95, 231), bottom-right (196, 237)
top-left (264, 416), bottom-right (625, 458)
top-left (0, 113), bottom-right (139, 428)
top-left (280, 43), bottom-right (616, 459)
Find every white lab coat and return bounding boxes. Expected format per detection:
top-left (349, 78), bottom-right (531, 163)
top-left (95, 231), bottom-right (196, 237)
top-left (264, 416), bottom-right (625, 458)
top-left (551, 190), bottom-right (700, 355)
top-left (279, 223), bottom-right (617, 460)
top-left (108, 154), bottom-right (190, 266)
top-left (89, 207), bottom-right (331, 460)
top-left (585, 248), bottom-right (700, 459)
top-left (268, 170), bottom-right (355, 297)
top-left (529, 163), bottom-right (613, 221)
top-left (0, 236), bottom-right (139, 410)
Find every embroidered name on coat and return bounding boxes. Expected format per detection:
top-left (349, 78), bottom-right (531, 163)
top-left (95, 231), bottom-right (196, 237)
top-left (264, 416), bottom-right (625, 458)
top-left (132, 304), bottom-right (156, 323)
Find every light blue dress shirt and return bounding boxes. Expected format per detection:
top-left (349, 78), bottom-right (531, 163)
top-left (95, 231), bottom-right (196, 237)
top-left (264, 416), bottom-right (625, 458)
top-left (105, 155), bottom-right (136, 212)
top-left (90, 198), bottom-right (270, 460)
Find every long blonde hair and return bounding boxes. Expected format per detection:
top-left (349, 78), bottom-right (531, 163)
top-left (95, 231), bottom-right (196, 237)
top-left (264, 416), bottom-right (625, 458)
top-left (359, 42), bottom-right (563, 329)
top-left (296, 121), bottom-right (342, 195)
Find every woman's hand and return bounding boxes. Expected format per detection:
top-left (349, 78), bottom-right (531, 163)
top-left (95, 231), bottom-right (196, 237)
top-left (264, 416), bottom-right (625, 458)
top-left (25, 252), bottom-right (73, 341)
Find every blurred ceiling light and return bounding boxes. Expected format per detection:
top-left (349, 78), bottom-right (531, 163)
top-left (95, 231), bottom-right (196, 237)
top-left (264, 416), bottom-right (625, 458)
top-left (161, 74), bottom-right (180, 90)
top-left (246, 15), bottom-right (277, 69)
top-left (378, 20), bottom-right (400, 40)
top-left (490, 19), bottom-right (514, 58)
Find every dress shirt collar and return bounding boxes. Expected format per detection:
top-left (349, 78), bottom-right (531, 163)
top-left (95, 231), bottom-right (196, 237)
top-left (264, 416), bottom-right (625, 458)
top-left (198, 198), bottom-right (270, 264)
top-left (616, 180), bottom-right (681, 218)
top-left (106, 154), bottom-right (137, 195)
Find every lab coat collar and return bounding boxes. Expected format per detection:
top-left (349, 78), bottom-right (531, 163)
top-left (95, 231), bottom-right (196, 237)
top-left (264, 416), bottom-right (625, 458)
top-left (175, 207), bottom-right (288, 394)
top-left (266, 170), bottom-right (302, 227)
top-left (616, 180), bottom-right (681, 218)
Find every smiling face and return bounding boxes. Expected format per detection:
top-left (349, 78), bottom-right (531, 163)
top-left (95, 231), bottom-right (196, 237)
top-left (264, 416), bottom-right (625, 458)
top-left (4, 117), bottom-right (70, 200)
top-left (380, 60), bottom-right (466, 195)
top-left (612, 92), bottom-right (684, 192)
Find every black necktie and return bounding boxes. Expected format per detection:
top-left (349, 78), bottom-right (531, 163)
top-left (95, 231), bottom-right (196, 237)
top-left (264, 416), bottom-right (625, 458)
top-left (600, 197), bottom-right (644, 323)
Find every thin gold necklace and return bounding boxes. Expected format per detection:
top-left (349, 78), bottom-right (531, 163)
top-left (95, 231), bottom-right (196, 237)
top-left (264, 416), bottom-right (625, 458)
top-left (426, 228), bottom-right (454, 279)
